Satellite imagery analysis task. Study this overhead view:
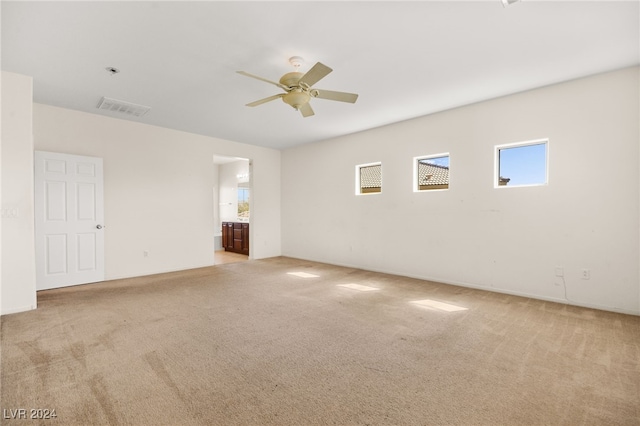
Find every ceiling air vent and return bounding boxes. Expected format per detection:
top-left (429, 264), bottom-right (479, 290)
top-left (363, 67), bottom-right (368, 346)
top-left (96, 97), bottom-right (151, 117)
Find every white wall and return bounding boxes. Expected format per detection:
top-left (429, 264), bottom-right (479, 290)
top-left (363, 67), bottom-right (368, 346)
top-left (34, 104), bottom-right (281, 280)
top-left (212, 163), bottom-right (220, 235)
top-left (1, 71), bottom-right (37, 315)
top-left (282, 66), bottom-right (640, 315)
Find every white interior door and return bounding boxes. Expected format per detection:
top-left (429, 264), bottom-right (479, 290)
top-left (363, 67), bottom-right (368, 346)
top-left (34, 151), bottom-right (105, 290)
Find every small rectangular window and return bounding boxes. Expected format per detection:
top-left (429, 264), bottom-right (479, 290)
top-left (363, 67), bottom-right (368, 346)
top-left (495, 139), bottom-right (548, 188)
top-left (356, 163), bottom-right (382, 194)
top-left (414, 154), bottom-right (450, 191)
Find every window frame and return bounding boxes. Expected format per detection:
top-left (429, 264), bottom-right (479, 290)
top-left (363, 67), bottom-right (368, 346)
top-left (355, 162), bottom-right (382, 195)
top-left (494, 138), bottom-right (549, 189)
top-left (413, 152), bottom-right (450, 192)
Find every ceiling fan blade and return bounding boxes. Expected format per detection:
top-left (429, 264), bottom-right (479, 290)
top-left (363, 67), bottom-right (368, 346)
top-left (299, 62), bottom-right (332, 87)
top-left (299, 102), bottom-right (314, 118)
top-left (237, 71), bottom-right (290, 90)
top-left (314, 89), bottom-right (359, 103)
top-left (246, 94), bottom-right (284, 107)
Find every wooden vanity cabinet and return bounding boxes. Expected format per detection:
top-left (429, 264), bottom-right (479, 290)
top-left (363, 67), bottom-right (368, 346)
top-left (222, 222), bottom-right (249, 255)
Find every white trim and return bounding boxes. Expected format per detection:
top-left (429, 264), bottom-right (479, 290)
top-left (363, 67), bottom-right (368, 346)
top-left (355, 162), bottom-right (382, 196)
top-left (413, 152), bottom-right (450, 193)
top-left (67, 261), bottom-right (217, 284)
top-left (494, 138), bottom-right (549, 189)
top-left (281, 255), bottom-right (640, 317)
top-left (1, 304), bottom-right (37, 316)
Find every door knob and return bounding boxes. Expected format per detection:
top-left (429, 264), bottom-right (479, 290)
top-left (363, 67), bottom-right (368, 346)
top-left (96, 225), bottom-right (103, 229)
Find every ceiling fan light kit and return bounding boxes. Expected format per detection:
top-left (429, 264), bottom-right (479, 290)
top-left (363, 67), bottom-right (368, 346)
top-left (237, 57), bottom-right (358, 118)
top-left (282, 89), bottom-right (310, 110)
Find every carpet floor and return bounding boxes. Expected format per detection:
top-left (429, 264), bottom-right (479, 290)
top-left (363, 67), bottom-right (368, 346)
top-left (1, 257), bottom-right (639, 425)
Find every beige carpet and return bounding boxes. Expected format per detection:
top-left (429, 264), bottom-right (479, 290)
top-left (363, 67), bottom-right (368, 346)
top-left (1, 257), bottom-right (639, 425)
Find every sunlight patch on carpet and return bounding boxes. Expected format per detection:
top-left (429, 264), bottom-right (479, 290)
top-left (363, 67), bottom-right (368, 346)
top-left (337, 283), bottom-right (379, 292)
top-left (287, 272), bottom-right (320, 278)
top-left (410, 299), bottom-right (468, 312)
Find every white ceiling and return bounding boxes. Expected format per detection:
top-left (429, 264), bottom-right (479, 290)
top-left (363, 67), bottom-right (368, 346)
top-left (2, 1), bottom-right (638, 150)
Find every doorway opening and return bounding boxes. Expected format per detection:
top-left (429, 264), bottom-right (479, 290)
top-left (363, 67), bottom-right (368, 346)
top-left (213, 155), bottom-right (251, 265)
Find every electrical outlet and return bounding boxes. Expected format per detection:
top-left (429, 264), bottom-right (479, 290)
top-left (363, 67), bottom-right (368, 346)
top-left (555, 267), bottom-right (564, 277)
top-left (143, 251), bottom-right (149, 257)
top-left (581, 269), bottom-right (590, 280)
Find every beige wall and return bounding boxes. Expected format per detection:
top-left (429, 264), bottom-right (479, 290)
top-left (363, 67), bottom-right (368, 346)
top-left (282, 66), bottom-right (640, 315)
top-left (33, 104), bottom-right (281, 281)
top-left (1, 71), bottom-right (37, 315)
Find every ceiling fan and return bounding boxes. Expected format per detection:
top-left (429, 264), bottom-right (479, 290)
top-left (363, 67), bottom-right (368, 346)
top-left (237, 56), bottom-right (358, 118)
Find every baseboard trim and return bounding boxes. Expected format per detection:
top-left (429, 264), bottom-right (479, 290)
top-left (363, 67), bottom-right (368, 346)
top-left (1, 304), bottom-right (37, 316)
top-left (281, 255), bottom-right (640, 317)
top-left (105, 262), bottom-right (217, 282)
